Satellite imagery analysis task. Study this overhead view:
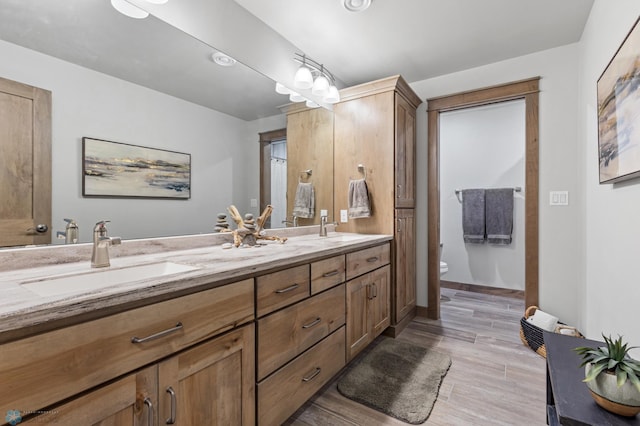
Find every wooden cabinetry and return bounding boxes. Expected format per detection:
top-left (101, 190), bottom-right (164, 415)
top-left (2, 280), bottom-right (255, 426)
top-left (346, 265), bottom-right (391, 361)
top-left (285, 106), bottom-right (334, 225)
top-left (334, 75), bottom-right (421, 332)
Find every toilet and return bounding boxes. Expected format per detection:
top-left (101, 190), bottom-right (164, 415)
top-left (440, 261), bottom-right (448, 277)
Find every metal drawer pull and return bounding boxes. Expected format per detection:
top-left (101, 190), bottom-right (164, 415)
top-left (143, 397), bottom-right (154, 426)
top-left (166, 387), bottom-right (177, 424)
top-left (372, 283), bottom-right (378, 298)
top-left (302, 317), bottom-right (321, 329)
top-left (322, 270), bottom-right (339, 278)
top-left (366, 256), bottom-right (379, 263)
top-left (275, 283), bottom-right (299, 294)
top-left (302, 367), bottom-right (322, 382)
top-left (131, 322), bottom-right (183, 344)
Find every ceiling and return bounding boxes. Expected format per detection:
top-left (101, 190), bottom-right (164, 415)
top-left (0, 0), bottom-right (594, 120)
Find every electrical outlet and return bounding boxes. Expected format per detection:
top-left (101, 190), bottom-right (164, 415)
top-left (340, 209), bottom-right (348, 223)
top-left (320, 209), bottom-right (328, 217)
top-left (250, 198), bottom-right (257, 207)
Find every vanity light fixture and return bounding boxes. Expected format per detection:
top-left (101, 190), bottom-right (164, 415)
top-left (111, 0), bottom-right (170, 19)
top-left (275, 53), bottom-right (340, 105)
top-left (342, 0), bottom-right (371, 12)
top-left (211, 51), bottom-right (237, 67)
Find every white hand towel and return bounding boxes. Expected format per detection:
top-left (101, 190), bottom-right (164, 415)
top-left (292, 182), bottom-right (315, 219)
top-left (348, 178), bottom-right (371, 218)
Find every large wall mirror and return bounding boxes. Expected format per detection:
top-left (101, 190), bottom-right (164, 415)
top-left (0, 0), bottom-right (334, 247)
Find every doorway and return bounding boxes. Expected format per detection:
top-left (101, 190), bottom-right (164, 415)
top-left (259, 128), bottom-right (286, 228)
top-left (426, 78), bottom-right (540, 319)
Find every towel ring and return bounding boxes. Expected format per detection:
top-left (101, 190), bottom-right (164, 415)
top-left (357, 164), bottom-right (367, 180)
top-left (299, 169), bottom-right (312, 183)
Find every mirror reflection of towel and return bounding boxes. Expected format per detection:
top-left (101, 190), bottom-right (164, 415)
top-left (348, 179), bottom-right (371, 218)
top-left (292, 182), bottom-right (315, 218)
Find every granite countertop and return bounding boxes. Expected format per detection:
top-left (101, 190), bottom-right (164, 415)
top-left (0, 230), bottom-right (391, 342)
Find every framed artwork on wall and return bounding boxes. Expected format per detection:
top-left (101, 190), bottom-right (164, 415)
top-left (82, 137), bottom-right (191, 199)
top-left (597, 16), bottom-right (640, 184)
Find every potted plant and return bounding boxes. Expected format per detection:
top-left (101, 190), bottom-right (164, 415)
top-left (574, 334), bottom-right (640, 417)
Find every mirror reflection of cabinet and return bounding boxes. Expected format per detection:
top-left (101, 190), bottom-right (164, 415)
top-left (285, 106), bottom-right (334, 226)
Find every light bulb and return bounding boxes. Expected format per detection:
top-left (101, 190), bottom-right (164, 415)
top-left (275, 82), bottom-right (291, 95)
top-left (311, 75), bottom-right (330, 97)
top-left (145, 0), bottom-right (169, 3)
top-left (289, 91), bottom-right (305, 102)
top-left (111, 0), bottom-right (149, 18)
top-left (323, 85), bottom-right (340, 103)
top-left (306, 100), bottom-right (320, 108)
top-left (293, 65), bottom-right (313, 89)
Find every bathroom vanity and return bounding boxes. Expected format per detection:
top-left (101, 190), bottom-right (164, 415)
top-left (0, 229), bottom-right (391, 425)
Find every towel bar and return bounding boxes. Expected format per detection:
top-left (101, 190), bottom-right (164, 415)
top-left (454, 186), bottom-right (522, 203)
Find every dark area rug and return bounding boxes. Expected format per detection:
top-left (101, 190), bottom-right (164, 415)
top-left (337, 338), bottom-right (451, 424)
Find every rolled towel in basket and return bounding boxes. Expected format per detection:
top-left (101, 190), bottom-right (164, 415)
top-left (526, 309), bottom-right (558, 332)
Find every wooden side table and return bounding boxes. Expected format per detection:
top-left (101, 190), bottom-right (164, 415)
top-left (544, 331), bottom-right (640, 425)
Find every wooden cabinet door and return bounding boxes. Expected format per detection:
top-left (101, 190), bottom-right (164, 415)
top-left (395, 93), bottom-right (416, 208)
top-left (21, 366), bottom-right (156, 426)
top-left (158, 324), bottom-right (255, 426)
top-left (394, 209), bottom-right (416, 323)
top-left (370, 265), bottom-right (391, 338)
top-left (0, 77), bottom-right (51, 247)
top-left (346, 273), bottom-right (372, 361)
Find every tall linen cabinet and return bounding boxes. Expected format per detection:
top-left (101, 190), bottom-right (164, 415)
top-left (333, 75), bottom-right (420, 334)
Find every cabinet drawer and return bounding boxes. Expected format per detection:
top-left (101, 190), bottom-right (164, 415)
top-left (257, 284), bottom-right (345, 380)
top-left (346, 243), bottom-right (390, 280)
top-left (311, 255), bottom-right (345, 294)
top-left (0, 279), bottom-right (254, 418)
top-left (258, 327), bottom-right (346, 426)
top-left (256, 264), bottom-right (310, 317)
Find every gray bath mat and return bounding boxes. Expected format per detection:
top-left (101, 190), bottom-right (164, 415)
top-left (337, 338), bottom-right (451, 424)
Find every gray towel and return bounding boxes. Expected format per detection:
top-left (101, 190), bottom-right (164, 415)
top-left (348, 179), bottom-right (371, 218)
top-left (462, 189), bottom-right (485, 244)
top-left (292, 182), bottom-right (315, 219)
top-left (485, 188), bottom-right (514, 245)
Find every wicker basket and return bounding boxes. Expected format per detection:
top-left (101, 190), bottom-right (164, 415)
top-left (519, 306), bottom-right (583, 358)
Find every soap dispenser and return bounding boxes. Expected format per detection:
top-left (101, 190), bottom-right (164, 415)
top-left (57, 218), bottom-right (79, 244)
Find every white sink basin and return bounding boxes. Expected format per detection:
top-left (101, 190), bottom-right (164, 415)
top-left (323, 234), bottom-right (364, 242)
top-left (21, 262), bottom-right (200, 297)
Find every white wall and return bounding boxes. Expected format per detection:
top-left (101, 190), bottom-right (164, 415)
top-left (440, 100), bottom-right (525, 290)
top-left (579, 0), bottom-right (640, 348)
top-left (0, 39), bottom-right (284, 243)
top-left (411, 43), bottom-right (584, 327)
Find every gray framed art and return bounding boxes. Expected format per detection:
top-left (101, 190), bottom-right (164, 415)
top-left (597, 16), bottom-right (640, 184)
top-left (82, 137), bottom-right (191, 198)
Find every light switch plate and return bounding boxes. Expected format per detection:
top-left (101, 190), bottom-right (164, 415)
top-left (250, 198), bottom-right (257, 207)
top-left (549, 191), bottom-right (569, 206)
top-left (340, 209), bottom-right (348, 222)
top-left (320, 209), bottom-right (328, 217)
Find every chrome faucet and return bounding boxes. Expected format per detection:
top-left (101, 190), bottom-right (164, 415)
top-left (282, 216), bottom-right (299, 227)
top-left (57, 218), bottom-right (79, 244)
top-left (319, 215), bottom-right (328, 237)
top-left (91, 220), bottom-right (121, 268)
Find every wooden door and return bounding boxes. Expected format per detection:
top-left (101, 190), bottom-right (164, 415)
top-left (0, 76), bottom-right (51, 247)
top-left (345, 273), bottom-right (372, 361)
top-left (21, 366), bottom-right (156, 426)
top-left (370, 265), bottom-right (391, 338)
top-left (158, 324), bottom-right (255, 426)
top-left (395, 93), bottom-right (416, 208)
top-left (394, 209), bottom-right (416, 323)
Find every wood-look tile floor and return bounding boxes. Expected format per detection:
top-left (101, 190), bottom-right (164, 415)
top-left (284, 288), bottom-right (547, 425)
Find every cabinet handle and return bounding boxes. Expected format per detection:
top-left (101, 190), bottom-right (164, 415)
top-left (366, 256), bottom-right (379, 263)
top-left (143, 397), bottom-right (154, 426)
top-left (367, 284), bottom-right (373, 300)
top-left (302, 317), bottom-right (321, 329)
top-left (373, 283), bottom-right (378, 298)
top-left (275, 283), bottom-right (299, 294)
top-left (166, 387), bottom-right (177, 424)
top-left (302, 367), bottom-right (322, 382)
top-left (322, 270), bottom-right (339, 278)
top-left (131, 322), bottom-right (183, 344)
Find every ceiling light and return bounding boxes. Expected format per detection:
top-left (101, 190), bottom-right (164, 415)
top-left (145, 0), bottom-right (169, 3)
top-left (211, 52), bottom-right (237, 67)
top-left (323, 85), bottom-right (341, 103)
top-left (342, 0), bottom-right (371, 12)
top-left (306, 100), bottom-right (320, 108)
top-left (294, 65), bottom-right (313, 90)
top-left (111, 0), bottom-right (149, 19)
top-left (289, 91), bottom-right (305, 103)
top-left (311, 74), bottom-right (330, 97)
top-left (275, 82), bottom-right (291, 95)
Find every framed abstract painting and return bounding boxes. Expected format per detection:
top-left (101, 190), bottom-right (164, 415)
top-left (82, 137), bottom-right (191, 199)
